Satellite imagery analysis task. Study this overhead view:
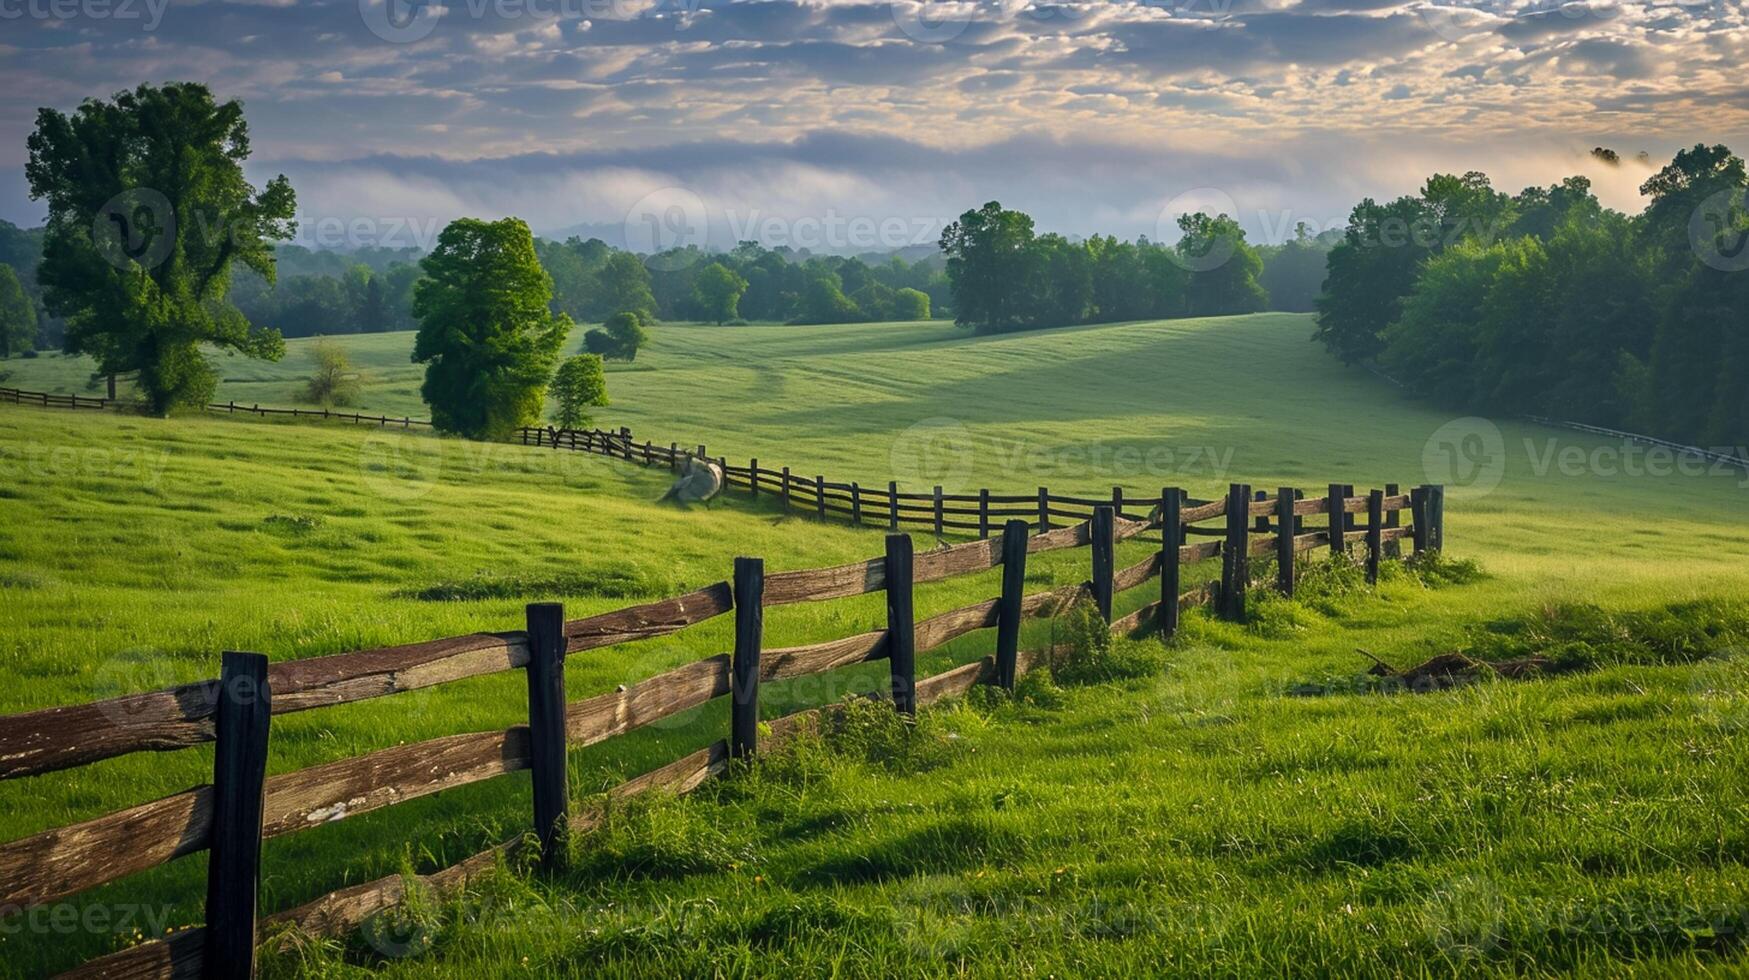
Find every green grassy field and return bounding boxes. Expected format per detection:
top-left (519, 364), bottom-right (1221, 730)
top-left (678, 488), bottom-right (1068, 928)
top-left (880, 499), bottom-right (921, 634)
top-left (3, 314), bottom-right (1748, 977)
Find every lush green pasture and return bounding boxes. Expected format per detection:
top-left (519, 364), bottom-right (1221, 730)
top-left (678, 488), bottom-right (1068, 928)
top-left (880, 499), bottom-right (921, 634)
top-left (3, 313), bottom-right (1748, 977)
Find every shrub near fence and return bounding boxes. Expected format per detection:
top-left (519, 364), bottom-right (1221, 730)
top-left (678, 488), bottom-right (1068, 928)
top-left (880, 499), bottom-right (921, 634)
top-left (0, 471), bottom-right (1441, 979)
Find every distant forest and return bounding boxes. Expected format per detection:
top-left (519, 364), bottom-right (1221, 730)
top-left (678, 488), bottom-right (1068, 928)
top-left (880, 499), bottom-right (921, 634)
top-left (0, 218), bottom-right (1333, 352)
top-left (1314, 144), bottom-right (1748, 451)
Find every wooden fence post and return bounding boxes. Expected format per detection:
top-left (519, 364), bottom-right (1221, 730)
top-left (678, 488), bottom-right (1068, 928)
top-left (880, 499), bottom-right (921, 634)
top-left (1091, 506), bottom-right (1115, 623)
top-left (1383, 482), bottom-right (1401, 558)
top-left (885, 535), bottom-right (916, 716)
top-left (1112, 486), bottom-right (1125, 520)
top-left (1160, 487), bottom-right (1182, 640)
top-left (524, 603), bottom-right (569, 870)
top-left (1366, 491), bottom-right (1384, 585)
top-left (1429, 484), bottom-right (1446, 551)
top-left (979, 489), bottom-right (991, 539)
top-left (1343, 484), bottom-right (1357, 532)
top-left (749, 458), bottom-right (759, 498)
top-left (1253, 489), bottom-right (1269, 533)
top-left (888, 481), bottom-right (900, 531)
top-left (1410, 486), bottom-right (1429, 554)
top-left (1037, 487), bottom-right (1051, 532)
top-left (730, 558), bottom-right (764, 759)
top-left (205, 651), bottom-right (271, 980)
top-left (1327, 482), bottom-right (1347, 555)
top-left (851, 483), bottom-right (863, 526)
top-left (1275, 487), bottom-right (1296, 597)
top-left (995, 520), bottom-right (1029, 690)
top-left (933, 486), bottom-right (944, 538)
top-left (781, 467), bottom-right (792, 510)
top-left (697, 444), bottom-right (707, 461)
top-left (1221, 484), bottom-right (1251, 621)
top-left (815, 475), bottom-right (827, 521)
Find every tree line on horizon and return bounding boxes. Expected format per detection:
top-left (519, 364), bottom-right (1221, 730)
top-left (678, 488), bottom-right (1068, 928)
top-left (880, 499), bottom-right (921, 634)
top-left (1314, 145), bottom-right (1749, 450)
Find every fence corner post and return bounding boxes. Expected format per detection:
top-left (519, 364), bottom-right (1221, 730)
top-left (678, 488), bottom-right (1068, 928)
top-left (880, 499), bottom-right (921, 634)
top-left (1221, 484), bottom-right (1251, 621)
top-left (1091, 505), bottom-right (1115, 624)
top-left (524, 603), bottom-right (569, 870)
top-left (995, 520), bottom-right (1029, 690)
top-left (1160, 487), bottom-right (1182, 640)
top-left (1275, 487), bottom-right (1296, 597)
top-left (731, 557), bottom-right (764, 759)
top-left (885, 534), bottom-right (917, 716)
top-left (205, 651), bottom-right (272, 980)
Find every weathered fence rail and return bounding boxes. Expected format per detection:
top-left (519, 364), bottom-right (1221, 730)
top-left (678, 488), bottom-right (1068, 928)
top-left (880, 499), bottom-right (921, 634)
top-left (0, 469), bottom-right (1443, 978)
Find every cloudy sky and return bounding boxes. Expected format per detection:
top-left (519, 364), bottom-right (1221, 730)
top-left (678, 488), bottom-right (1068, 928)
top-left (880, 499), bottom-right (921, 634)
top-left (1, 0), bottom-right (1744, 252)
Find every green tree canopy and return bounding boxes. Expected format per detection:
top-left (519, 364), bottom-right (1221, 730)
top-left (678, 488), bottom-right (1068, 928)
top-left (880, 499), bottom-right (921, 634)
top-left (604, 310), bottom-right (649, 360)
top-left (550, 353), bottom-right (609, 430)
top-left (412, 217), bottom-right (569, 439)
top-left (595, 251), bottom-right (658, 321)
top-left (0, 264), bottom-right (36, 357)
top-left (939, 201), bottom-right (1042, 332)
top-left (25, 82), bottom-right (296, 412)
top-left (892, 286), bottom-right (931, 320)
top-left (693, 263), bottom-right (748, 324)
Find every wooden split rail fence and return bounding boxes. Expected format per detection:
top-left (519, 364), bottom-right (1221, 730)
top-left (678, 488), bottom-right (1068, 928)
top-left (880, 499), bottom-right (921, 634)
top-left (1, 384), bottom-right (1429, 540)
top-left (0, 474), bottom-right (1443, 979)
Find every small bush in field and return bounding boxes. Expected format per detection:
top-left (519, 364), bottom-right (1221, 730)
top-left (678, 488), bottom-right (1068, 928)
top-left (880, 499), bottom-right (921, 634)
top-left (1050, 600), bottom-right (1162, 685)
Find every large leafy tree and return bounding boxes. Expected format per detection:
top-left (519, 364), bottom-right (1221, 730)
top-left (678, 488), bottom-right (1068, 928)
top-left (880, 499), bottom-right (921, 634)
top-left (939, 202), bottom-right (1043, 332)
top-left (0, 265), bottom-right (36, 357)
top-left (1177, 212), bottom-right (1267, 316)
top-left (693, 263), bottom-right (748, 324)
top-left (412, 218), bottom-right (570, 439)
top-left (550, 353), bottom-right (609, 430)
top-left (26, 83), bottom-right (295, 413)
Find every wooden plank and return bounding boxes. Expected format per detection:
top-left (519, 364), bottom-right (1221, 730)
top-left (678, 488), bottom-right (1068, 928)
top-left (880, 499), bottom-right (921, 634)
top-left (995, 521), bottom-right (1028, 690)
top-left (205, 652), bottom-right (271, 980)
top-left (1112, 553), bottom-right (1161, 595)
top-left (563, 583), bottom-right (733, 649)
top-left (916, 599), bottom-right (1000, 652)
top-left (763, 558), bottom-right (884, 605)
top-left (914, 536), bottom-right (1002, 583)
top-left (731, 558), bottom-right (763, 759)
top-left (914, 658), bottom-right (993, 705)
top-left (258, 728), bottom-right (529, 840)
top-left (524, 603), bottom-right (568, 870)
top-left (566, 656), bottom-right (731, 748)
top-left (886, 535), bottom-right (916, 716)
top-left (0, 631), bottom-right (529, 780)
top-left (762, 631), bottom-right (887, 681)
top-left (0, 786), bottom-right (212, 909)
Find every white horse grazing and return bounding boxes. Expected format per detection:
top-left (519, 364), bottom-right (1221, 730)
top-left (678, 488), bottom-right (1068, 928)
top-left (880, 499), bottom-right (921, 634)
top-left (660, 456), bottom-right (724, 506)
